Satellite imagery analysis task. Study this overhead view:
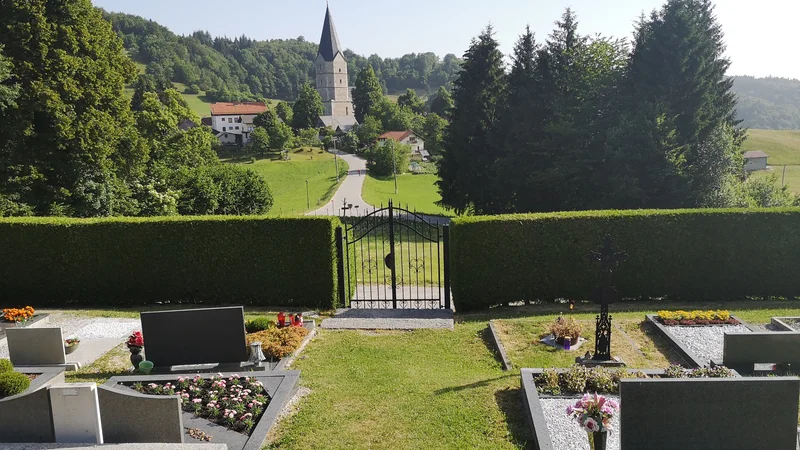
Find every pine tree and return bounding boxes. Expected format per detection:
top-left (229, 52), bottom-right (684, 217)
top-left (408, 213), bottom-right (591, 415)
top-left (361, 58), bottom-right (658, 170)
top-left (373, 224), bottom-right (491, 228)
top-left (291, 83), bottom-right (323, 130)
top-left (437, 26), bottom-right (506, 214)
top-left (352, 66), bottom-right (383, 123)
top-left (429, 86), bottom-right (454, 118)
top-left (397, 89), bottom-right (426, 115)
top-left (627, 0), bottom-right (738, 205)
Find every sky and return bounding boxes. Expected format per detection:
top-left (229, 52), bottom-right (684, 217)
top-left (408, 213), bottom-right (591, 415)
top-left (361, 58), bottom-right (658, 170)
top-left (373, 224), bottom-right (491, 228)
top-left (93, 0), bottom-right (800, 79)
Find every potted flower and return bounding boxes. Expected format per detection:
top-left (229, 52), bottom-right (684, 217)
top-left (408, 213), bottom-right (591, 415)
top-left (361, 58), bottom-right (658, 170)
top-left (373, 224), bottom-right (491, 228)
top-left (127, 331), bottom-right (144, 370)
top-left (64, 338), bottom-right (81, 355)
top-left (550, 316), bottom-right (582, 347)
top-left (566, 393), bottom-right (619, 450)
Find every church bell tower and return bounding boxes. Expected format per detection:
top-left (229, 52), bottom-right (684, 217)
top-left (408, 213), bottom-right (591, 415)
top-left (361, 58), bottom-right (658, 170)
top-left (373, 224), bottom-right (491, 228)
top-left (315, 5), bottom-right (354, 118)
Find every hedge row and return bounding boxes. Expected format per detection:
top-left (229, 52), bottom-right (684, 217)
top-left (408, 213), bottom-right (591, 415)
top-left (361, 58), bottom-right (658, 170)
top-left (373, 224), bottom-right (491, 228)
top-left (450, 208), bottom-right (800, 311)
top-left (0, 216), bottom-right (346, 309)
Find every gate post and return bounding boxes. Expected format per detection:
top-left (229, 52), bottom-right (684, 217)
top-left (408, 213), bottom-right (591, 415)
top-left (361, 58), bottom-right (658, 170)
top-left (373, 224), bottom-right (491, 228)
top-left (335, 226), bottom-right (347, 308)
top-left (388, 200), bottom-right (398, 309)
top-left (443, 224), bottom-right (451, 310)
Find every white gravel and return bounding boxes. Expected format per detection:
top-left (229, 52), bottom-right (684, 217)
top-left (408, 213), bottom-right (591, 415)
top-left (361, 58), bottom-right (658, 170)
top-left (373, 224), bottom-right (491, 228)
top-left (0, 313), bottom-right (140, 359)
top-left (666, 324), bottom-right (751, 365)
top-left (540, 397), bottom-right (621, 450)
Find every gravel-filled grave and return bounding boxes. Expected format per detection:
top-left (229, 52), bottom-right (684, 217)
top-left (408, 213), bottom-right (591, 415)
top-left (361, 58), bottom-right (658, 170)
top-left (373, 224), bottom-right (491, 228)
top-left (540, 397), bottom-right (621, 450)
top-left (665, 324), bottom-right (751, 364)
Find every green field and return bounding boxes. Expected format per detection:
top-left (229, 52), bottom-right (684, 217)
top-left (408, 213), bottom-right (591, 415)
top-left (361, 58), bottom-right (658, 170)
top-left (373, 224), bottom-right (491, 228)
top-left (242, 149), bottom-right (348, 216)
top-left (361, 173), bottom-right (452, 216)
top-left (743, 129), bottom-right (800, 165)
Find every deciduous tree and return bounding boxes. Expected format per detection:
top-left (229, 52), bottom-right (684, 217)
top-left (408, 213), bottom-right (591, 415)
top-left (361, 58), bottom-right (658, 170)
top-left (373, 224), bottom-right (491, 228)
top-left (291, 83), bottom-right (323, 130)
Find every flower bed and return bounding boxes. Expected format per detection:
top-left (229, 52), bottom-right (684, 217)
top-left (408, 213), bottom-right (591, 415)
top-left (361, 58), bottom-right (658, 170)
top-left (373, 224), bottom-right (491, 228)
top-left (1, 306), bottom-right (35, 323)
top-left (656, 310), bottom-right (739, 326)
top-left (245, 326), bottom-right (309, 360)
top-left (533, 364), bottom-right (735, 396)
top-left (131, 374), bottom-right (270, 435)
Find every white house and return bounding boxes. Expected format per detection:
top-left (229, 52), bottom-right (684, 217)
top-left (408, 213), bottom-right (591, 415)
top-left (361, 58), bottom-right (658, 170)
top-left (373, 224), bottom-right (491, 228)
top-left (743, 150), bottom-right (769, 172)
top-left (378, 131), bottom-right (429, 161)
top-left (209, 102), bottom-right (268, 146)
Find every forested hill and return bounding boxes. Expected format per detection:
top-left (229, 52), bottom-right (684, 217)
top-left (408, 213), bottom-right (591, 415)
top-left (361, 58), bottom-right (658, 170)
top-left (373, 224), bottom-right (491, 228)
top-left (102, 10), bottom-right (462, 102)
top-left (731, 76), bottom-right (800, 129)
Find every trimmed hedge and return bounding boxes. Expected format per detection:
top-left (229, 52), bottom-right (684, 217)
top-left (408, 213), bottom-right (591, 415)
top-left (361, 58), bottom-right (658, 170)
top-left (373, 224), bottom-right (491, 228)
top-left (451, 208), bottom-right (800, 311)
top-left (0, 216), bottom-right (345, 309)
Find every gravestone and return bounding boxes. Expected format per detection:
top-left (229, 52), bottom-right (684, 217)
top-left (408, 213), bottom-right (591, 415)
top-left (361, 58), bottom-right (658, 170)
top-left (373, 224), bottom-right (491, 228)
top-left (98, 385), bottom-right (183, 443)
top-left (620, 377), bottom-right (800, 450)
top-left (6, 327), bottom-right (66, 366)
top-left (722, 331), bottom-right (800, 373)
top-left (140, 306), bottom-right (248, 367)
top-left (585, 235), bottom-right (627, 362)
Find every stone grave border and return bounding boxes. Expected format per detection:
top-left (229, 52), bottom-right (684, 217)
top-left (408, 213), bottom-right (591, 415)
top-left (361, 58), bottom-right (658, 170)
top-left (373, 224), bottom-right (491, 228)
top-left (0, 366), bottom-right (65, 402)
top-left (520, 367), bottom-right (742, 450)
top-left (106, 370), bottom-right (300, 450)
top-left (487, 320), bottom-right (512, 371)
top-left (644, 314), bottom-right (753, 368)
top-left (272, 320), bottom-right (316, 371)
top-left (771, 317), bottom-right (800, 332)
top-left (0, 313), bottom-right (51, 339)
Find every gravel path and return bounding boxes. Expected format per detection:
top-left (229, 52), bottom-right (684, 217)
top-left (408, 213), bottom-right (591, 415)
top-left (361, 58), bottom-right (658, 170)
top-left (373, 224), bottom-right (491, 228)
top-left (0, 313), bottom-right (140, 359)
top-left (540, 397), bottom-right (621, 450)
top-left (666, 324), bottom-right (751, 364)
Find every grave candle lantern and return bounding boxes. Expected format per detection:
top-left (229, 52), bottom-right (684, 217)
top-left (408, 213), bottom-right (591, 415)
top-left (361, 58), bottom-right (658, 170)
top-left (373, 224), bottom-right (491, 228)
top-left (249, 341), bottom-right (266, 367)
top-left (277, 312), bottom-right (286, 328)
top-left (564, 336), bottom-right (571, 351)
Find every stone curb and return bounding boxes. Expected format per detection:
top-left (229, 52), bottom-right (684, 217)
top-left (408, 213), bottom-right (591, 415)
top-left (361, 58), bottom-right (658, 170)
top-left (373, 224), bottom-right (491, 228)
top-left (520, 369), bottom-right (554, 450)
top-left (487, 321), bottom-right (512, 371)
top-left (771, 317), bottom-right (798, 332)
top-left (105, 371), bottom-right (300, 450)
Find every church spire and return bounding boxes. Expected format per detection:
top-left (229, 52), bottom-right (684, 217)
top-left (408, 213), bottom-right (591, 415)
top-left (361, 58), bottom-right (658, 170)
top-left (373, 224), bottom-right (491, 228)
top-left (318, 5), bottom-right (342, 62)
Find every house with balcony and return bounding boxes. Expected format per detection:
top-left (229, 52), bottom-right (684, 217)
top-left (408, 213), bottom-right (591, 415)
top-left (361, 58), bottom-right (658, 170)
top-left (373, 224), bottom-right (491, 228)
top-left (378, 131), bottom-right (429, 161)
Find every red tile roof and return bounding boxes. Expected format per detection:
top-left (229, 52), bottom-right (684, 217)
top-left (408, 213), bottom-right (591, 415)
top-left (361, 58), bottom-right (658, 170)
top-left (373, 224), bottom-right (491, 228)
top-left (210, 102), bottom-right (267, 116)
top-left (379, 131), bottom-right (413, 142)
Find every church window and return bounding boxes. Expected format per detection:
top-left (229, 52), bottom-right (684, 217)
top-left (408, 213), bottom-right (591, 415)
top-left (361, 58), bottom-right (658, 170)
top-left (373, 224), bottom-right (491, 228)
top-left (340, 79), bottom-right (343, 84)
top-left (339, 68), bottom-right (342, 73)
top-left (346, 107), bottom-right (349, 115)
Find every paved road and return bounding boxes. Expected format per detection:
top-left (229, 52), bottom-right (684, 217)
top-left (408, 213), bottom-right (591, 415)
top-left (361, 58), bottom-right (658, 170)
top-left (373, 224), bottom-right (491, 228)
top-left (308, 151), bottom-right (450, 224)
top-left (308, 152), bottom-right (372, 216)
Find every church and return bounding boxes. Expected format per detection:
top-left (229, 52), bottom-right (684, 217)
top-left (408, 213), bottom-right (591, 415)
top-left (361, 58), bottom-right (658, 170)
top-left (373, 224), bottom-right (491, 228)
top-left (315, 5), bottom-right (358, 134)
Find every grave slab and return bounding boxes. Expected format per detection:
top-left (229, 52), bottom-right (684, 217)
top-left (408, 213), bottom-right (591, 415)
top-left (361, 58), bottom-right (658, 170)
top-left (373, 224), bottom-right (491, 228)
top-left (97, 386), bottom-right (183, 444)
top-left (7, 328), bottom-right (67, 366)
top-left (140, 307), bottom-right (247, 367)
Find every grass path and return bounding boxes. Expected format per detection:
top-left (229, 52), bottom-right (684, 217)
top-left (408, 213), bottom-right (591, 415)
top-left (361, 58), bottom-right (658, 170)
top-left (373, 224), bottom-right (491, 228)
top-left (361, 173), bottom-right (453, 217)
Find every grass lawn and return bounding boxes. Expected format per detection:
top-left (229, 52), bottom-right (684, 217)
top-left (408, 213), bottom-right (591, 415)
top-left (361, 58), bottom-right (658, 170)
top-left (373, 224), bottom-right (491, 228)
top-left (750, 165), bottom-right (800, 193)
top-left (744, 129), bottom-right (800, 165)
top-left (361, 173), bottom-right (453, 217)
top-left (242, 149), bottom-right (348, 216)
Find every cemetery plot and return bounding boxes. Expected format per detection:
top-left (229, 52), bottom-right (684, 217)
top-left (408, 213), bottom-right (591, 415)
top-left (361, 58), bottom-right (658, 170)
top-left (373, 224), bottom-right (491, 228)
top-left (771, 317), bottom-right (800, 331)
top-left (106, 371), bottom-right (299, 450)
top-left (646, 312), bottom-right (753, 367)
top-left (492, 316), bottom-right (683, 369)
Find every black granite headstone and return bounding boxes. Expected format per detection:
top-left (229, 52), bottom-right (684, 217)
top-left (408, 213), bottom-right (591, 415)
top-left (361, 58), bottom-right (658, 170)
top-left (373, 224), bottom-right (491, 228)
top-left (140, 306), bottom-right (248, 367)
top-left (620, 377), bottom-right (800, 450)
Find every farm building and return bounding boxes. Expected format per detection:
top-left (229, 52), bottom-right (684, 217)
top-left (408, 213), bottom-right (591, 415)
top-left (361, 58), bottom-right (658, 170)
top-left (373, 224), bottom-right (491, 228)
top-left (743, 150), bottom-right (769, 171)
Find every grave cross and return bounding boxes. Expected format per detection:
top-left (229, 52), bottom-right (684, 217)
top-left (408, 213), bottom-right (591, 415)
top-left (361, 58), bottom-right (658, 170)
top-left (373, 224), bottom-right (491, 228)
top-left (586, 235), bottom-right (628, 361)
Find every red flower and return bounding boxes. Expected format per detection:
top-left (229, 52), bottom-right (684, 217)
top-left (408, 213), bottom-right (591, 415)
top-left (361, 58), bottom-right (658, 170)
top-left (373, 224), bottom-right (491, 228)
top-left (127, 331), bottom-right (144, 347)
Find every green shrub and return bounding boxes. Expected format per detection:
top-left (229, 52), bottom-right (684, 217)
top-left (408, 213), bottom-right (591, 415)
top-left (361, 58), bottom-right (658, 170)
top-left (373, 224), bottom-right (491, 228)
top-left (245, 317), bottom-right (276, 333)
top-left (0, 359), bottom-right (13, 373)
top-left (451, 208), bottom-right (800, 311)
top-left (560, 365), bottom-right (590, 393)
top-left (0, 371), bottom-right (30, 397)
top-left (537, 368), bottom-right (561, 395)
top-left (0, 216), bottom-right (347, 308)
top-left (585, 367), bottom-right (615, 393)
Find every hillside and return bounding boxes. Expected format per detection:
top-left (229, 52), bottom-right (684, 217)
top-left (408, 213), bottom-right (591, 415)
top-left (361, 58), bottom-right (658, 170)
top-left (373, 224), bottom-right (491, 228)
top-left (732, 76), bottom-right (800, 129)
top-left (102, 10), bottom-right (461, 104)
top-left (743, 129), bottom-right (800, 165)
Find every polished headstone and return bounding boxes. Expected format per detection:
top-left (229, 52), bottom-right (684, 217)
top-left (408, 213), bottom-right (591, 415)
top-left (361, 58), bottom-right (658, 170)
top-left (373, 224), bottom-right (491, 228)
top-left (6, 327), bottom-right (66, 366)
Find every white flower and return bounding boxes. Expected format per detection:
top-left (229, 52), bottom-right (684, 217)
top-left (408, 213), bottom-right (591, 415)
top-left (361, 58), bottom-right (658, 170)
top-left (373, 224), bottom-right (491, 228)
top-left (583, 417), bottom-right (600, 432)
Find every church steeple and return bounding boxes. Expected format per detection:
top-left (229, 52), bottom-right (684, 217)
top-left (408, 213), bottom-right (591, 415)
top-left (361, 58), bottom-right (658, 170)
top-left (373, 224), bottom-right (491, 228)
top-left (318, 5), bottom-right (342, 62)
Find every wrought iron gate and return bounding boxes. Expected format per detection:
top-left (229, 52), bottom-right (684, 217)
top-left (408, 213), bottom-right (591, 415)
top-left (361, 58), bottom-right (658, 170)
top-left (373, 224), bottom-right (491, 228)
top-left (336, 200), bottom-right (450, 309)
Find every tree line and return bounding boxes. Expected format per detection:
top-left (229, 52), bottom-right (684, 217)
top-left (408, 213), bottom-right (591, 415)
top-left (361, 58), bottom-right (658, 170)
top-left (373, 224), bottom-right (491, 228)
top-left (731, 76), bottom-right (800, 130)
top-left (437, 1), bottom-right (796, 215)
top-left (103, 11), bottom-right (462, 103)
top-left (0, 0), bottom-right (273, 217)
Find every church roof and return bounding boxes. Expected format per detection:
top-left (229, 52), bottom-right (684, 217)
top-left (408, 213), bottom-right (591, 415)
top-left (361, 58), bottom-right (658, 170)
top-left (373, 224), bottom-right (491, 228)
top-left (318, 6), bottom-right (343, 62)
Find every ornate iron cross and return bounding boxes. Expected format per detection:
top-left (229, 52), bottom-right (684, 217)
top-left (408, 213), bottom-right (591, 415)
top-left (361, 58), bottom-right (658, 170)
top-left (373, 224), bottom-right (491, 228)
top-left (586, 235), bottom-right (627, 361)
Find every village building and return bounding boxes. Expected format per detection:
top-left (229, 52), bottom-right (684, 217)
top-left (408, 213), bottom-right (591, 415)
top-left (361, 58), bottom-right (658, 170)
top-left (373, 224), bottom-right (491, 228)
top-left (315, 6), bottom-right (357, 133)
top-left (743, 150), bottom-right (769, 171)
top-left (209, 102), bottom-right (268, 146)
top-left (378, 130), bottom-right (429, 161)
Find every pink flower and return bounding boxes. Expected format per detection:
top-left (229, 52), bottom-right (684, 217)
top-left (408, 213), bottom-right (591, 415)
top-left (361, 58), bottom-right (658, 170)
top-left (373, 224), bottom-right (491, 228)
top-left (583, 417), bottom-right (600, 432)
top-left (192, 398), bottom-right (202, 404)
top-left (248, 403), bottom-right (254, 408)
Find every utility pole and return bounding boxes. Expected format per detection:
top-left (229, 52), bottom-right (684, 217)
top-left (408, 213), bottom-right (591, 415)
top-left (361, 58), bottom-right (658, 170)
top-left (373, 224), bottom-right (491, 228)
top-left (306, 180), bottom-right (310, 210)
top-left (334, 138), bottom-right (340, 182)
top-left (392, 143), bottom-right (398, 195)
top-left (783, 165), bottom-right (787, 186)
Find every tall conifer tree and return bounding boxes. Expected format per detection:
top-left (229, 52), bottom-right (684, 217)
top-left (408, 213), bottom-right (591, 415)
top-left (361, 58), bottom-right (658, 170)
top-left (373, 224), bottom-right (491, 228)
top-left (437, 26), bottom-right (506, 214)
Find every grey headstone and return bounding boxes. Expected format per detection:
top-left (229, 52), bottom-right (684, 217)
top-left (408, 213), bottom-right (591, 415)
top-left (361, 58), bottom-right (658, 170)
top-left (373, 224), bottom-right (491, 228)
top-left (723, 332), bottom-right (800, 369)
top-left (620, 377), bottom-right (800, 450)
top-left (0, 387), bottom-right (54, 442)
top-left (6, 327), bottom-right (66, 366)
top-left (98, 386), bottom-right (183, 444)
top-left (140, 307), bottom-right (247, 367)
